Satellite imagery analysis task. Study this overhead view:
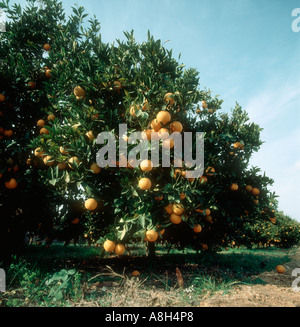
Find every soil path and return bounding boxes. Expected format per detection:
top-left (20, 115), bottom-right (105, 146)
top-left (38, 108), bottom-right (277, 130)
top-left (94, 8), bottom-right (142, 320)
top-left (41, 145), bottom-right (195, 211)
top-left (199, 249), bottom-right (300, 307)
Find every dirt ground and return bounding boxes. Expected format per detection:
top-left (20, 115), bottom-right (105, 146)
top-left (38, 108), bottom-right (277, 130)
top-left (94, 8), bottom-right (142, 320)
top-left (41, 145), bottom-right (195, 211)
top-left (199, 249), bottom-right (300, 307)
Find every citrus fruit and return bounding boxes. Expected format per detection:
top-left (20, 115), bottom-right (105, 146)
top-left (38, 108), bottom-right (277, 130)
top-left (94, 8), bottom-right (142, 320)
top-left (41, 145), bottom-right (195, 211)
top-left (84, 198), bottom-right (98, 211)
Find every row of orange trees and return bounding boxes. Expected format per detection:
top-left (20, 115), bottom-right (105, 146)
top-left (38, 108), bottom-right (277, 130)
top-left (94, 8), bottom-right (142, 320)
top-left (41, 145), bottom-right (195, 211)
top-left (0, 0), bottom-right (299, 259)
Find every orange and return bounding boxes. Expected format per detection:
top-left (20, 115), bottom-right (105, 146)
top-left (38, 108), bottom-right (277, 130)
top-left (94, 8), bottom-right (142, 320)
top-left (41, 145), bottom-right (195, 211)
top-left (205, 166), bottom-right (215, 176)
top-left (43, 43), bottom-right (51, 51)
top-left (233, 142), bottom-right (242, 149)
top-left (28, 81), bottom-right (36, 89)
top-left (276, 265), bottom-right (285, 274)
top-left (103, 240), bottom-right (116, 253)
top-left (113, 80), bottom-right (122, 91)
top-left (5, 178), bottom-right (18, 189)
top-left (245, 185), bottom-right (252, 192)
top-left (202, 243), bottom-right (208, 250)
top-left (200, 176), bottom-right (208, 184)
top-left (158, 128), bottom-right (169, 139)
top-left (140, 159), bottom-right (153, 172)
top-left (85, 198), bottom-right (98, 211)
top-left (162, 138), bottom-right (174, 149)
top-left (156, 111), bottom-right (171, 125)
top-left (0, 127), bottom-right (3, 134)
top-left (253, 199), bottom-right (259, 205)
top-left (164, 93), bottom-right (175, 106)
top-left (40, 127), bottom-right (49, 135)
top-left (165, 203), bottom-right (173, 215)
top-left (34, 147), bottom-right (45, 158)
top-left (45, 69), bottom-right (52, 78)
top-left (138, 177), bottom-right (151, 190)
top-left (170, 121), bottom-right (183, 133)
top-left (114, 243), bottom-right (126, 255)
top-left (179, 192), bottom-right (186, 200)
top-left (231, 183), bottom-right (239, 191)
top-left (141, 129), bottom-right (152, 140)
top-left (60, 146), bottom-right (69, 155)
top-left (47, 114), bottom-right (55, 121)
top-left (202, 100), bottom-right (208, 109)
top-left (4, 130), bottom-right (13, 137)
top-left (68, 156), bottom-right (81, 168)
top-left (73, 86), bottom-right (85, 98)
top-left (205, 215), bottom-right (213, 223)
top-left (155, 195), bottom-right (163, 201)
top-left (37, 119), bottom-right (45, 127)
top-left (145, 230), bottom-right (159, 242)
top-left (86, 130), bottom-right (95, 142)
top-left (132, 270), bottom-right (140, 277)
top-left (172, 203), bottom-right (184, 215)
top-left (90, 163), bottom-right (101, 174)
top-left (193, 225), bottom-right (202, 233)
top-left (57, 162), bottom-right (67, 170)
top-left (0, 93), bottom-right (5, 102)
top-left (43, 155), bottom-right (55, 166)
top-left (71, 218), bottom-right (80, 225)
top-left (142, 100), bottom-right (150, 111)
top-left (150, 119), bottom-right (161, 132)
top-left (252, 188), bottom-right (260, 196)
top-left (170, 213), bottom-right (182, 224)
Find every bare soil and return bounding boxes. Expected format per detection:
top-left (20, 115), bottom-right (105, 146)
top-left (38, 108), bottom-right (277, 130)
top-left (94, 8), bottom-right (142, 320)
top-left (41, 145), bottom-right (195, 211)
top-left (199, 249), bottom-right (300, 307)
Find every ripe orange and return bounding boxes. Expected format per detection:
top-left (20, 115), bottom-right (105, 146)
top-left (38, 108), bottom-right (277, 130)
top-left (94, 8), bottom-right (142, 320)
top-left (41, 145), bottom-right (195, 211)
top-left (253, 199), bottom-right (259, 205)
top-left (71, 218), bottom-right (80, 225)
top-left (162, 138), bottom-right (174, 149)
top-left (202, 100), bottom-right (208, 109)
top-left (47, 114), bottom-right (55, 121)
top-left (276, 265), bottom-right (285, 274)
top-left (193, 224), bottom-right (202, 233)
top-left (140, 159), bottom-right (153, 172)
top-left (205, 215), bottom-right (213, 223)
top-left (40, 127), bottom-right (49, 135)
top-left (0, 93), bottom-right (5, 102)
top-left (155, 195), bottom-right (163, 201)
top-left (5, 178), bottom-right (18, 189)
top-left (68, 156), bottom-right (81, 168)
top-left (158, 128), bottom-right (169, 139)
top-left (231, 183), bottom-right (239, 191)
top-left (114, 243), bottom-right (126, 255)
top-left (200, 176), bottom-right (208, 184)
top-left (73, 86), bottom-right (85, 98)
top-left (43, 155), bottom-right (55, 166)
top-left (43, 43), bottom-right (51, 51)
top-left (142, 100), bottom-right (150, 111)
top-left (45, 69), bottom-right (52, 78)
top-left (233, 142), bottom-right (242, 149)
top-left (141, 129), bottom-right (152, 140)
top-left (164, 93), bottom-right (175, 106)
top-left (170, 213), bottom-right (182, 224)
top-left (165, 203), bottom-right (173, 215)
top-left (86, 130), bottom-right (95, 142)
top-left (202, 243), bottom-right (208, 250)
top-left (150, 119), bottom-right (161, 132)
top-left (252, 188), bottom-right (260, 196)
top-left (145, 230), bottom-right (159, 242)
top-left (90, 163), bottom-right (101, 174)
top-left (170, 121), bottom-right (183, 133)
top-left (34, 147), bottom-right (45, 157)
top-left (156, 111), bottom-right (171, 125)
top-left (132, 270), bottom-right (140, 277)
top-left (103, 240), bottom-right (116, 253)
top-left (205, 166), bottom-right (215, 176)
top-left (245, 185), bottom-right (252, 192)
top-left (57, 162), bottom-right (67, 170)
top-left (59, 146), bottom-right (69, 155)
top-left (84, 198), bottom-right (98, 211)
top-left (179, 192), bottom-right (186, 200)
top-left (28, 81), bottom-right (36, 89)
top-left (37, 119), bottom-right (45, 127)
top-left (138, 177), bottom-right (151, 190)
top-left (4, 129), bottom-right (13, 137)
top-left (172, 203), bottom-right (184, 215)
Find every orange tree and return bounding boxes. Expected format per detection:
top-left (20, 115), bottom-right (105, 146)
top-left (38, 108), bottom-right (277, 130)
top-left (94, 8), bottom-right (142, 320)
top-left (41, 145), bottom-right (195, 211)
top-left (1, 0), bottom-right (292, 258)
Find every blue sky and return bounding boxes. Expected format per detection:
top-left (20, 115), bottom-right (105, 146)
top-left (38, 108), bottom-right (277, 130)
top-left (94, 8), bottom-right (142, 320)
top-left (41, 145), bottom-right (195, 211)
top-left (13, 0), bottom-right (300, 221)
